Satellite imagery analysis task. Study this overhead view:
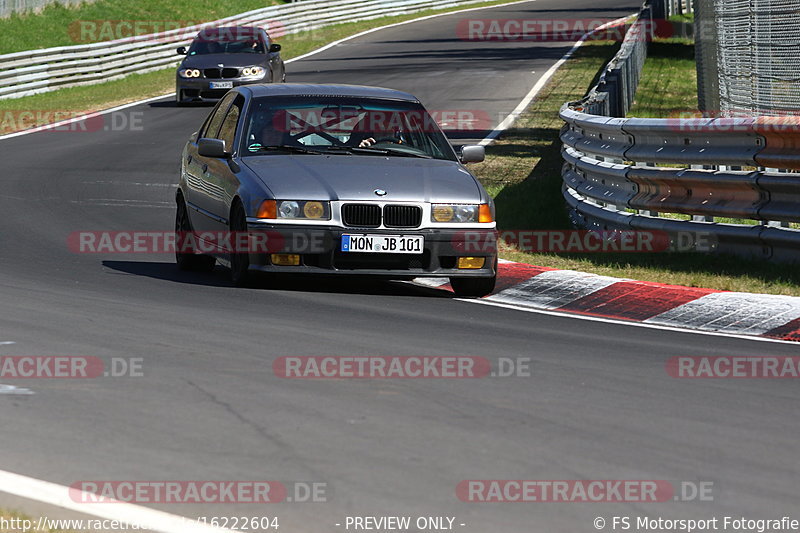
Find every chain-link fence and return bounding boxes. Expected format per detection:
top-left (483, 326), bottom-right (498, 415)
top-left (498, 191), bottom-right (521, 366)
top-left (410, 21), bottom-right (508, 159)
top-left (0, 0), bottom-right (94, 18)
top-left (694, 0), bottom-right (800, 116)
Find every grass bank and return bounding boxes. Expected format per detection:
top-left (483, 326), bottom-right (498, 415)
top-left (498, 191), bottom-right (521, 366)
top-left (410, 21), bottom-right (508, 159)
top-left (0, 0), bottom-right (287, 54)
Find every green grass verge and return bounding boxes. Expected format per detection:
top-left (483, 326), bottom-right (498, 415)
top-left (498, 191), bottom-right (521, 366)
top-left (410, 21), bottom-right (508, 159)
top-left (627, 38), bottom-right (697, 117)
top-left (469, 39), bottom-right (800, 296)
top-left (668, 12), bottom-right (695, 23)
top-left (0, 0), bottom-right (517, 128)
top-left (0, 0), bottom-right (287, 54)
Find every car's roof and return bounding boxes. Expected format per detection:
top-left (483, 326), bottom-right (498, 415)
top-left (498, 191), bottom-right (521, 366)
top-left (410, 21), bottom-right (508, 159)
top-left (243, 84), bottom-right (419, 103)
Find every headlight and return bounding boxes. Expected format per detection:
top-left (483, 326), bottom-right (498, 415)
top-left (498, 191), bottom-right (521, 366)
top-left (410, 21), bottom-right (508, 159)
top-left (276, 200), bottom-right (330, 220)
top-left (241, 66), bottom-right (266, 78)
top-left (179, 68), bottom-right (201, 78)
top-left (431, 204), bottom-right (493, 223)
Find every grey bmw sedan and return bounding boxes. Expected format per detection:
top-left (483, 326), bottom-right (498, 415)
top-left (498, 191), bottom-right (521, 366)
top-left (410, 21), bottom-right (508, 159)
top-left (176, 84), bottom-right (498, 297)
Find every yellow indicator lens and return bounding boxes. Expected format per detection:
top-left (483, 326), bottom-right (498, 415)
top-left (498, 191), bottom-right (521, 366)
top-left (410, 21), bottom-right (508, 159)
top-left (457, 257), bottom-right (485, 269)
top-left (432, 205), bottom-right (455, 222)
top-left (478, 204), bottom-right (493, 223)
top-left (303, 201), bottom-right (324, 219)
top-left (257, 200), bottom-right (277, 219)
top-left (271, 254), bottom-right (301, 266)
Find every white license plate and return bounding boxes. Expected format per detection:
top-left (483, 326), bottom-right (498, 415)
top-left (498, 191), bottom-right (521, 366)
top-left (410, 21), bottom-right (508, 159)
top-left (209, 81), bottom-right (233, 89)
top-left (341, 234), bottom-right (423, 254)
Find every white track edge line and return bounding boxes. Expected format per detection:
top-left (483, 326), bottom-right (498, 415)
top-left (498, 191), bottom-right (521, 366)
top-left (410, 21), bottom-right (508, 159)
top-left (478, 14), bottom-right (633, 145)
top-left (457, 297), bottom-right (800, 347)
top-left (285, 0), bottom-right (537, 64)
top-left (0, 469), bottom-right (237, 533)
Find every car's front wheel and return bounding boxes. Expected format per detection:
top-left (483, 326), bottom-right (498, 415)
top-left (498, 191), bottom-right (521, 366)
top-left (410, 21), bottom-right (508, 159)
top-left (175, 197), bottom-right (216, 272)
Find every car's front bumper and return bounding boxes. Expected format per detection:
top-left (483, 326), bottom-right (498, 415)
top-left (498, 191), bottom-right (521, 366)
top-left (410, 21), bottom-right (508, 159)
top-left (176, 77), bottom-right (264, 102)
top-left (243, 223), bottom-right (498, 278)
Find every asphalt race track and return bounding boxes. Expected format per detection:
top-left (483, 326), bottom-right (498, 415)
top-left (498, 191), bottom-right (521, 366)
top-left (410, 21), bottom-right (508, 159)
top-left (2, 1), bottom-right (800, 531)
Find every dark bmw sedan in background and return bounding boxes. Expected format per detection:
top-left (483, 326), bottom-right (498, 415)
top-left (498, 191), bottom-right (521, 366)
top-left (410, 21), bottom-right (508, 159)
top-left (175, 26), bottom-right (285, 104)
top-left (176, 84), bottom-right (498, 296)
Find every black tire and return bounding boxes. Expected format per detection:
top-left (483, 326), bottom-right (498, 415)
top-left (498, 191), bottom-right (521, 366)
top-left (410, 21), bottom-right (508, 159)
top-left (229, 202), bottom-right (252, 287)
top-left (175, 197), bottom-right (216, 272)
top-left (449, 258), bottom-right (497, 298)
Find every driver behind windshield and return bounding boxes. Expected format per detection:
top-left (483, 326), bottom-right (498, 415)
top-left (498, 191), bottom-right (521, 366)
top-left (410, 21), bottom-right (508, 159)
top-left (347, 110), bottom-right (406, 148)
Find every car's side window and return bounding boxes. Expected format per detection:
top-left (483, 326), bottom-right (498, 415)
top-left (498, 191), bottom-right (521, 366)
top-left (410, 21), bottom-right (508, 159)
top-left (217, 96), bottom-right (244, 153)
top-left (202, 92), bottom-right (237, 140)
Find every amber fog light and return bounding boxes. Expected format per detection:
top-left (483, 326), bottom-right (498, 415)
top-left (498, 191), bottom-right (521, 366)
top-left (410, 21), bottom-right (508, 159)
top-left (457, 257), bottom-right (485, 269)
top-left (271, 254), bottom-right (301, 266)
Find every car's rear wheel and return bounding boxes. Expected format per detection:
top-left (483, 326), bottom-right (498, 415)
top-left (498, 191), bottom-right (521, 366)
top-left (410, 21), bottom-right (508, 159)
top-left (449, 258), bottom-right (497, 298)
top-left (175, 197), bottom-right (216, 272)
top-left (229, 202), bottom-right (252, 287)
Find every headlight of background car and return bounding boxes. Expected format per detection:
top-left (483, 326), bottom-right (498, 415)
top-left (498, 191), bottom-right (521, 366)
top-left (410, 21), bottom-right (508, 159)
top-left (179, 68), bottom-right (201, 78)
top-left (241, 66), bottom-right (266, 78)
top-left (276, 200), bottom-right (330, 220)
top-left (431, 204), bottom-right (493, 223)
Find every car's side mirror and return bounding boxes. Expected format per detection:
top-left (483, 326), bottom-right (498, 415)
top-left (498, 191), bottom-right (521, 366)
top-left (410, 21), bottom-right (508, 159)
top-left (198, 138), bottom-right (230, 158)
top-left (269, 43), bottom-right (282, 53)
top-left (177, 46), bottom-right (187, 55)
top-left (460, 145), bottom-right (485, 164)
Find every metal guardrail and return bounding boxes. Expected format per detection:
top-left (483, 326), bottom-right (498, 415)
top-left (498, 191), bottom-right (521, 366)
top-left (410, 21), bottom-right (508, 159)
top-left (572, 7), bottom-right (650, 118)
top-left (0, 0), bottom-right (490, 100)
top-left (560, 3), bottom-right (800, 263)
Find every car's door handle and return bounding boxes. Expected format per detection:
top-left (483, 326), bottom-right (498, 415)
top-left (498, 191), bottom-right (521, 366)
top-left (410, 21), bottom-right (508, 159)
top-left (201, 164), bottom-right (208, 173)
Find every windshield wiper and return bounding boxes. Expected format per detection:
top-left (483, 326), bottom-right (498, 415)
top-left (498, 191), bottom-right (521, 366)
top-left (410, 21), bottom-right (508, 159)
top-left (322, 146), bottom-right (432, 158)
top-left (322, 146), bottom-right (389, 156)
top-left (253, 145), bottom-right (324, 155)
top-left (374, 146), bottom-right (433, 159)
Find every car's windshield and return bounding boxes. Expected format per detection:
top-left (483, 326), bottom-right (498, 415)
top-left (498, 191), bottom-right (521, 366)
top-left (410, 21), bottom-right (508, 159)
top-left (242, 96), bottom-right (458, 161)
top-left (188, 31), bottom-right (265, 55)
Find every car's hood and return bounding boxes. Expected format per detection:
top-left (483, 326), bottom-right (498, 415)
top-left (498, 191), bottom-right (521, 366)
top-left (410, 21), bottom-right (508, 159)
top-left (180, 53), bottom-right (265, 68)
top-left (241, 155), bottom-right (482, 203)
